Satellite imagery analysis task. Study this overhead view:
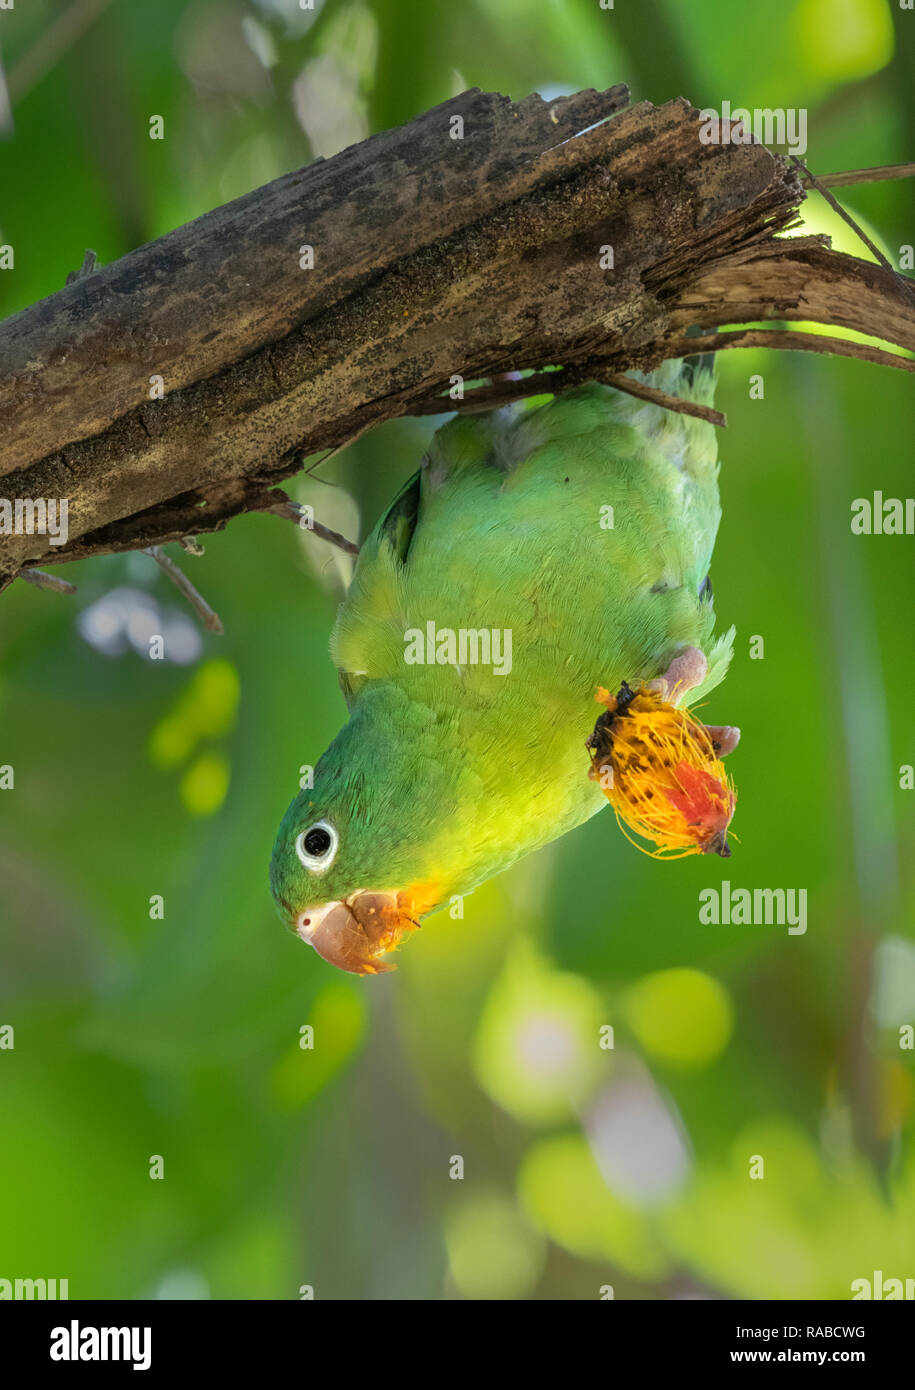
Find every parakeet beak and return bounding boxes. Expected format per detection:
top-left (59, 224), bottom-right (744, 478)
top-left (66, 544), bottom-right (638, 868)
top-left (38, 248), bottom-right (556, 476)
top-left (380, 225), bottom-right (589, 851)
top-left (294, 892), bottom-right (417, 975)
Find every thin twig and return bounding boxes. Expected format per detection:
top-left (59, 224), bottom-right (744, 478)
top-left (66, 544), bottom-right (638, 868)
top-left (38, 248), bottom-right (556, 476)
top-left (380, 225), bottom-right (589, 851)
top-left (792, 156), bottom-right (915, 307)
top-left (298, 420), bottom-right (377, 482)
top-left (412, 368), bottom-right (728, 427)
top-left (266, 501), bottom-right (360, 557)
top-left (301, 451), bottom-right (341, 482)
top-left (0, 61), bottom-right (12, 139)
top-left (7, 0), bottom-right (116, 104)
top-left (803, 162), bottom-right (915, 189)
top-left (143, 545), bottom-right (224, 634)
top-left (410, 373), bottom-right (559, 415)
top-left (602, 372), bottom-right (727, 427)
top-left (662, 328), bottom-right (915, 373)
top-left (65, 249), bottom-right (98, 285)
top-left (19, 568), bottom-right (78, 595)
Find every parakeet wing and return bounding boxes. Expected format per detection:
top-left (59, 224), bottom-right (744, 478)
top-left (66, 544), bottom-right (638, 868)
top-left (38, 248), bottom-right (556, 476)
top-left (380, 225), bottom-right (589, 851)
top-left (332, 361), bottom-right (732, 709)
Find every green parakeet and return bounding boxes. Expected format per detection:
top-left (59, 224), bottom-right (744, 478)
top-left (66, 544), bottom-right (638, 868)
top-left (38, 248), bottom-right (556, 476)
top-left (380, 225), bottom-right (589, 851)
top-left (270, 358), bottom-right (737, 973)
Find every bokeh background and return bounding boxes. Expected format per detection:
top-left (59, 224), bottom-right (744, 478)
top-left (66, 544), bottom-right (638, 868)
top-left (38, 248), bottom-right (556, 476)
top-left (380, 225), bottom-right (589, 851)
top-left (1, 0), bottom-right (914, 1300)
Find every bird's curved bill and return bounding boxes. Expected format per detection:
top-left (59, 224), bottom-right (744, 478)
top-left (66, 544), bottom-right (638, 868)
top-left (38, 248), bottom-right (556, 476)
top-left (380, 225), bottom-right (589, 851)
top-left (294, 892), bottom-right (417, 975)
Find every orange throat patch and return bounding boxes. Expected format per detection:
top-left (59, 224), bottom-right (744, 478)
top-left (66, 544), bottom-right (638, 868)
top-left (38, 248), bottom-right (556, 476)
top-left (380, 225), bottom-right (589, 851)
top-left (587, 682), bottom-right (736, 860)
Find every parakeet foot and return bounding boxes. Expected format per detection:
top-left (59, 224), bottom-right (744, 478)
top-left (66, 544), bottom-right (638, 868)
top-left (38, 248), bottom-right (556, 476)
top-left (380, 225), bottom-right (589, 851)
top-left (705, 724), bottom-right (740, 757)
top-left (645, 644), bottom-right (708, 704)
top-left (642, 644), bottom-right (734, 756)
top-left (647, 646), bottom-right (740, 756)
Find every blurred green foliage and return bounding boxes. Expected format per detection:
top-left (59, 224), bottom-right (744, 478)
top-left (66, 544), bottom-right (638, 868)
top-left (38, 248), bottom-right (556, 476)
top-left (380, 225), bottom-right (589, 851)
top-left (1, 0), bottom-right (914, 1300)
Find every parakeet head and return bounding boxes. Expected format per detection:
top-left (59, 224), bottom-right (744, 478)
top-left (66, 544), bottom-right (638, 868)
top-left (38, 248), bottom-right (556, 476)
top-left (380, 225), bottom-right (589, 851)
top-left (270, 799), bottom-right (426, 976)
top-left (269, 686), bottom-right (452, 975)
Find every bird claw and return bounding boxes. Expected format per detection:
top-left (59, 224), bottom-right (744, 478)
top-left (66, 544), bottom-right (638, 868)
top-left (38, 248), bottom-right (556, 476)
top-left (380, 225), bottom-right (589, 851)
top-left (646, 645), bottom-right (708, 704)
top-left (645, 647), bottom-right (740, 757)
top-left (706, 725), bottom-right (740, 757)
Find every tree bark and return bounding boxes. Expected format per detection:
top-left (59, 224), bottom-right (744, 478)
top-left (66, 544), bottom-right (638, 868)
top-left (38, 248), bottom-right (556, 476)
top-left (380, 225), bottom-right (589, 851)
top-left (1, 84), bottom-right (913, 586)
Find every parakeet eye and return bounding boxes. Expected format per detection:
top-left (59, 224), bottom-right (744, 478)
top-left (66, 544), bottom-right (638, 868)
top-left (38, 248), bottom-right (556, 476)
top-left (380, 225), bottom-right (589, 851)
top-left (295, 820), bottom-right (338, 872)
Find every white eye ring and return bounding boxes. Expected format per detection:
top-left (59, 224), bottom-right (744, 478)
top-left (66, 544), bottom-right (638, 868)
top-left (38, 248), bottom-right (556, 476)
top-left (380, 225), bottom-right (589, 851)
top-left (295, 820), bottom-right (339, 872)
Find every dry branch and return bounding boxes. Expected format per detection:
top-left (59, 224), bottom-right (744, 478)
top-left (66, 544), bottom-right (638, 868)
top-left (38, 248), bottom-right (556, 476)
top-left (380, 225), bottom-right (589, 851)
top-left (1, 85), bottom-right (913, 590)
top-left (143, 545), bottom-right (224, 635)
top-left (19, 568), bottom-right (78, 595)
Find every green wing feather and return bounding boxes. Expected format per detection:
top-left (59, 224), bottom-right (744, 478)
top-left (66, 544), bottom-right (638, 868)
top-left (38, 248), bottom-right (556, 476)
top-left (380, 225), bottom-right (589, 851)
top-left (332, 361), bottom-right (733, 708)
